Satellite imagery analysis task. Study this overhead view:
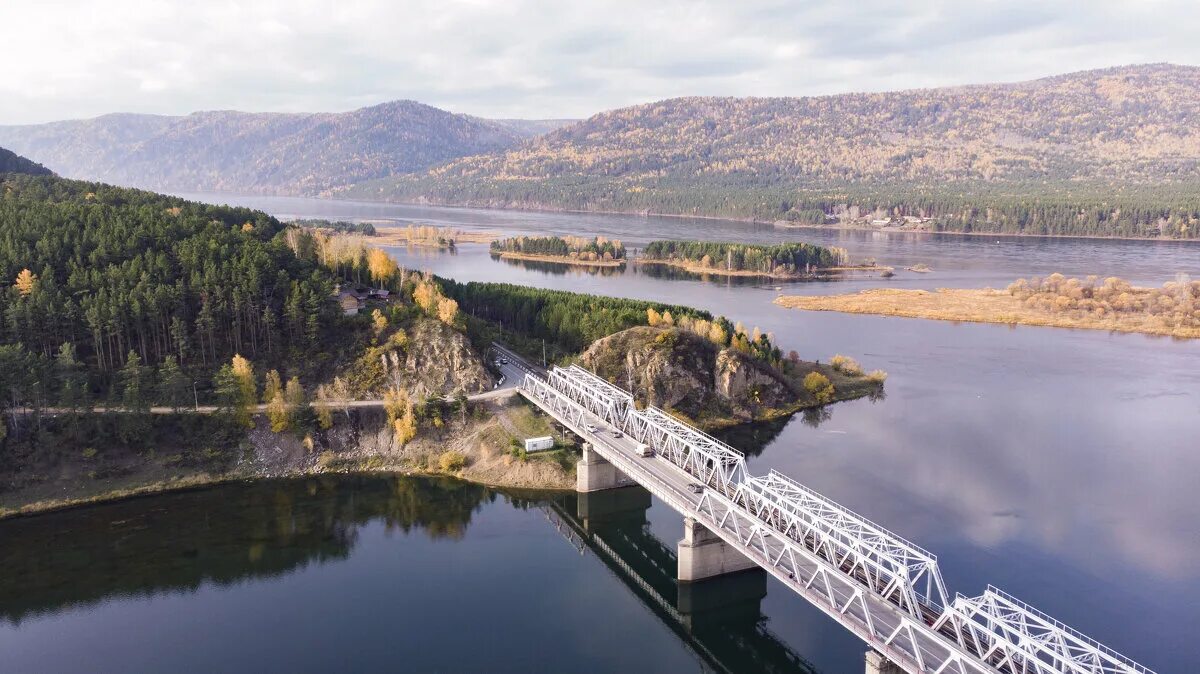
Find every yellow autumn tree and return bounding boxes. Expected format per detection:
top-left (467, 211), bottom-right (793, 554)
top-left (285, 377), bottom-right (306, 428)
top-left (646, 307), bottom-right (662, 326)
top-left (371, 308), bottom-right (388, 337)
top-left (436, 297), bottom-right (458, 325)
top-left (384, 387), bottom-right (417, 446)
top-left (13, 269), bottom-right (37, 296)
top-left (267, 391), bottom-right (289, 432)
top-left (367, 248), bottom-right (397, 285)
top-left (313, 385), bottom-right (334, 430)
top-left (262, 369), bottom-right (283, 404)
top-left (230, 354), bottom-right (257, 413)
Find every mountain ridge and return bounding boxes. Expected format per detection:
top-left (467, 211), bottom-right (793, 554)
top-left (343, 63), bottom-right (1200, 238)
top-left (0, 101), bottom-right (572, 196)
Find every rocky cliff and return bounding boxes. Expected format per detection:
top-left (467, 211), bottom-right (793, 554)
top-left (578, 326), bottom-right (797, 426)
top-left (403, 318), bottom-right (492, 396)
top-left (349, 317), bottom-right (492, 398)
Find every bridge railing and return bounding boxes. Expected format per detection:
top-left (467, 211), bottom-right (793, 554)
top-left (625, 406), bottom-right (747, 494)
top-left (934, 586), bottom-right (1151, 674)
top-left (519, 365), bottom-right (1157, 674)
top-left (735, 470), bottom-right (949, 620)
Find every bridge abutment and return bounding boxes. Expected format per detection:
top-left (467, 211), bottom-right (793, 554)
top-left (865, 650), bottom-right (904, 674)
top-left (576, 443), bottom-right (632, 492)
top-left (677, 517), bottom-right (757, 582)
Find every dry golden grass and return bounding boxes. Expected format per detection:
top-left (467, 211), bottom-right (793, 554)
top-left (371, 227), bottom-right (497, 246)
top-left (776, 278), bottom-right (1200, 339)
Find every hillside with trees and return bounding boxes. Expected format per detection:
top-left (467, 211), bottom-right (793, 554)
top-left (0, 102), bottom-right (570, 195)
top-left (0, 147), bottom-right (52, 176)
top-left (350, 64), bottom-right (1200, 239)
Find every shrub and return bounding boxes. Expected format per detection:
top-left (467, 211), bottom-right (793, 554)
top-left (829, 354), bottom-right (863, 376)
top-left (803, 372), bottom-right (835, 404)
top-left (438, 450), bottom-right (467, 472)
top-left (865, 370), bottom-right (888, 383)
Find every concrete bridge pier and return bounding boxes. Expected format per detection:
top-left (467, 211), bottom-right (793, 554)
top-left (678, 517), bottom-right (757, 582)
top-left (676, 568), bottom-right (767, 631)
top-left (576, 485), bottom-right (652, 531)
top-left (865, 650), bottom-right (904, 674)
top-left (576, 443), bottom-right (633, 492)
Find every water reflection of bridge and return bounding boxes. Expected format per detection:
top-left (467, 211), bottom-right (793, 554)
top-left (543, 487), bottom-right (818, 674)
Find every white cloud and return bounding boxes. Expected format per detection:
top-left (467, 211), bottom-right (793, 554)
top-left (1, 0), bottom-right (1198, 124)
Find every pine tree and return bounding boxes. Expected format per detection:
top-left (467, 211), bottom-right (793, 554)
top-left (157, 355), bottom-right (190, 411)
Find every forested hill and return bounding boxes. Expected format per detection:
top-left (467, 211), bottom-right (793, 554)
top-left (0, 172), bottom-right (341, 387)
top-left (0, 147), bottom-right (51, 176)
top-left (0, 102), bottom-right (569, 196)
top-left (348, 64), bottom-right (1200, 239)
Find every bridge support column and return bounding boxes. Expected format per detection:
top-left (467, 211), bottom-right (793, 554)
top-left (677, 517), bottom-right (757, 582)
top-left (576, 443), bottom-right (630, 492)
top-left (865, 650), bottom-right (904, 674)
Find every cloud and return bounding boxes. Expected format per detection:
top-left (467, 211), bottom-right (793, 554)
top-left (1, 0), bottom-right (1198, 124)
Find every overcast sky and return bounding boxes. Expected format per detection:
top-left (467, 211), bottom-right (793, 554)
top-left (2, 1), bottom-right (1198, 125)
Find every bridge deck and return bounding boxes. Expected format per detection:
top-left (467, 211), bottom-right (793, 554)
top-left (513, 357), bottom-right (1154, 674)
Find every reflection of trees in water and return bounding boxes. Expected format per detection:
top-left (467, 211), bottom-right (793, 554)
top-left (714, 417), bottom-right (795, 457)
top-left (0, 475), bottom-right (496, 624)
top-left (495, 255), bottom-right (622, 277)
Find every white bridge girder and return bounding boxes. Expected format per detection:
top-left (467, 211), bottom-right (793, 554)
top-left (516, 366), bottom-right (1155, 674)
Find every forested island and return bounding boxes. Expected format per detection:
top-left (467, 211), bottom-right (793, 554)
top-left (0, 153), bottom-right (883, 517)
top-left (637, 240), bottom-right (858, 278)
top-left (776, 273), bottom-right (1200, 339)
top-left (490, 235), bottom-right (625, 267)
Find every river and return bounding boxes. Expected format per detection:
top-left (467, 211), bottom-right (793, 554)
top-left (2, 195), bottom-right (1197, 672)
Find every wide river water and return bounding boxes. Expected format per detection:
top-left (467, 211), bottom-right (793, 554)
top-left (3, 195), bottom-right (1197, 672)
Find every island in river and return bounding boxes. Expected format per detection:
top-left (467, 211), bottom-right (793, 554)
top-left (775, 273), bottom-right (1200, 339)
top-left (635, 239), bottom-right (890, 280)
top-left (490, 235), bottom-right (626, 267)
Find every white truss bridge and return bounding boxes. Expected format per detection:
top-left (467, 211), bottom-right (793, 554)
top-left (518, 364), bottom-right (1155, 674)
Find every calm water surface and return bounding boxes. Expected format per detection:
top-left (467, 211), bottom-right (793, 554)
top-left (6, 195), bottom-right (1197, 672)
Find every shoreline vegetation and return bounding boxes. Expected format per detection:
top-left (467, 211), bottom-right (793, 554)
top-left (775, 273), bottom-right (1200, 339)
top-left (344, 197), bottom-right (1200, 244)
top-left (635, 239), bottom-right (890, 279)
top-left (301, 218), bottom-right (497, 248)
top-left (490, 235), bottom-right (626, 267)
top-left (494, 251), bottom-right (624, 268)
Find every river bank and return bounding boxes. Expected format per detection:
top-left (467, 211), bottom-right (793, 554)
top-left (360, 195), bottom-right (1200, 244)
top-left (492, 250), bottom-right (625, 268)
top-left (0, 396), bottom-right (577, 521)
top-left (775, 283), bottom-right (1200, 339)
top-left (635, 257), bottom-right (891, 280)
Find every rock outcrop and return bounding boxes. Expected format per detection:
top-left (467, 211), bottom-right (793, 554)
top-left (401, 318), bottom-right (492, 397)
top-left (578, 326), bottom-right (795, 425)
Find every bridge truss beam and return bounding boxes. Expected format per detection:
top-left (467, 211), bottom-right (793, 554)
top-left (516, 366), bottom-right (1156, 674)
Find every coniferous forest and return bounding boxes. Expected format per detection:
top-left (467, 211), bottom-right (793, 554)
top-left (0, 173), bottom-right (345, 405)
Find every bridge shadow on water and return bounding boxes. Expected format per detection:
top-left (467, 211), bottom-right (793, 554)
top-left (546, 487), bottom-right (820, 674)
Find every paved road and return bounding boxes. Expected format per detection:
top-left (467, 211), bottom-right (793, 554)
top-left (30, 344), bottom-right (540, 416)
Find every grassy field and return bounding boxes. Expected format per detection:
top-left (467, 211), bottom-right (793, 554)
top-left (775, 284), bottom-right (1200, 339)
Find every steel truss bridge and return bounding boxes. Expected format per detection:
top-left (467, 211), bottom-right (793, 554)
top-left (518, 364), bottom-right (1154, 674)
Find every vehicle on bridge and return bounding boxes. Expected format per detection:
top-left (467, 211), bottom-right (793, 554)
top-left (636, 442), bottom-right (654, 457)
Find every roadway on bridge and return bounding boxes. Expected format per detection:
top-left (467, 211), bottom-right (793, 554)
top-left (520, 386), bottom-right (958, 672)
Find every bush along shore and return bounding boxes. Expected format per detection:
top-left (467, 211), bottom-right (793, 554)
top-left (775, 273), bottom-right (1200, 339)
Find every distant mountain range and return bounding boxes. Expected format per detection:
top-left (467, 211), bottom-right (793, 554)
top-left (0, 147), bottom-right (52, 176)
top-left (343, 64), bottom-right (1200, 238)
top-left (0, 102), bottom-right (572, 195)
top-left (4, 65), bottom-right (1200, 238)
